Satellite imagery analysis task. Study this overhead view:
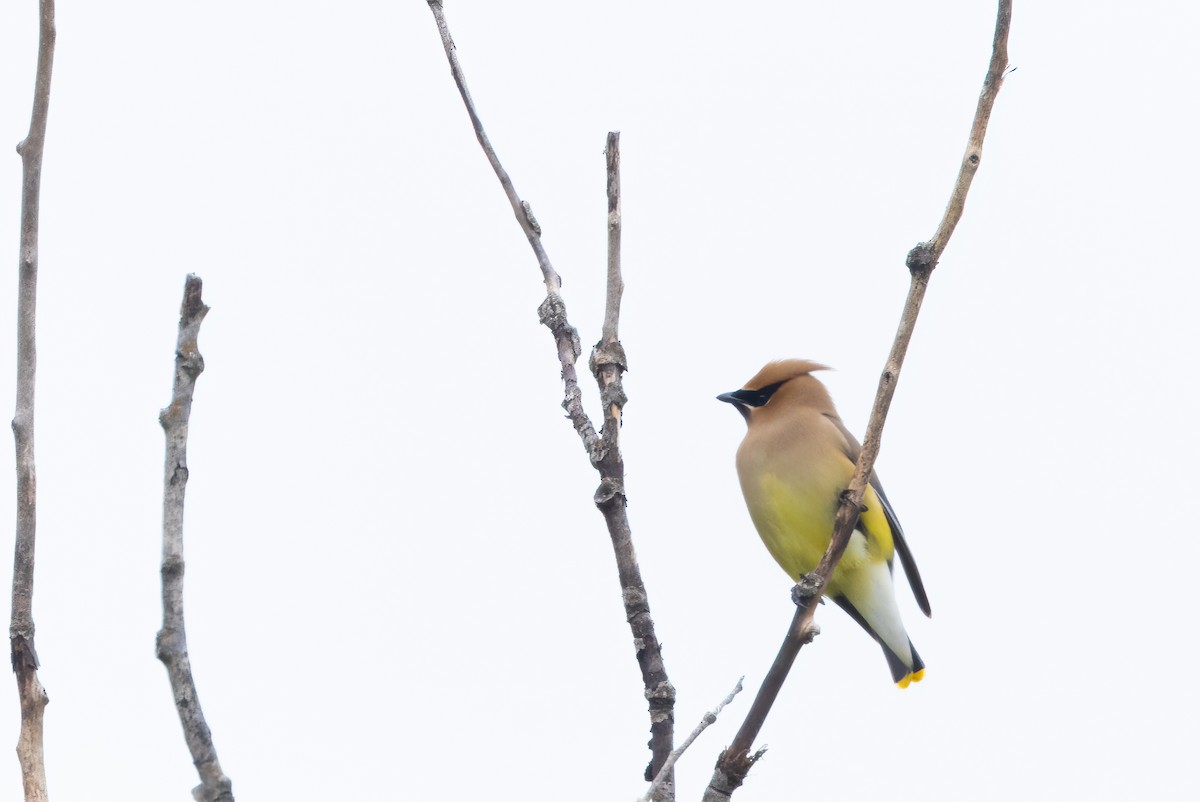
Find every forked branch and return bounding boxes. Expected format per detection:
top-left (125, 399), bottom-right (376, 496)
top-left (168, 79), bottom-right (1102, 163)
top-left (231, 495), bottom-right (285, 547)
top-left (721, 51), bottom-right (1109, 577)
top-left (426, 4), bottom-right (675, 793)
top-left (704, 2), bottom-right (1013, 798)
top-left (640, 679), bottom-right (743, 802)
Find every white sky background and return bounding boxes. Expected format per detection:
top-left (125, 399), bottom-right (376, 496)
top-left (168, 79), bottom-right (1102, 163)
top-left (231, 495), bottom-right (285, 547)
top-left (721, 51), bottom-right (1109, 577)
top-left (0, 1), bottom-right (1197, 799)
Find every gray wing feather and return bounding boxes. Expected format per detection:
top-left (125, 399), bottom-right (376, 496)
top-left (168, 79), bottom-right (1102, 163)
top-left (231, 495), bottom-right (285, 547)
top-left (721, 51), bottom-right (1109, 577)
top-left (825, 413), bottom-right (932, 617)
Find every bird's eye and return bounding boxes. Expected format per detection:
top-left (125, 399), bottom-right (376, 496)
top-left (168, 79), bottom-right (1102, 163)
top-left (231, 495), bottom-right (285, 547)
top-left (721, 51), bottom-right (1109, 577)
top-left (754, 380), bottom-right (786, 405)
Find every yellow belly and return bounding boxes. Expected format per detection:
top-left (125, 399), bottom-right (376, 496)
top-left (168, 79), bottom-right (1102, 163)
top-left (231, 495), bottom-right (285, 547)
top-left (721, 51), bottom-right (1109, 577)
top-left (747, 471), bottom-right (894, 597)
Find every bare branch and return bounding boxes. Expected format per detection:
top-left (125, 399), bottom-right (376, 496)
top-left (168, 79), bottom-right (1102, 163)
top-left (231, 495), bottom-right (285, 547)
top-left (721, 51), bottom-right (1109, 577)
top-left (706, 2), bottom-right (1012, 796)
top-left (155, 276), bottom-right (234, 802)
top-left (602, 131), bottom-right (624, 345)
top-left (587, 134), bottom-right (674, 788)
top-left (639, 679), bottom-right (743, 802)
top-left (424, 0), bottom-right (599, 461)
top-left (926, 0), bottom-right (1012, 261)
top-left (426, 8), bottom-right (675, 791)
top-left (10, 1), bottom-right (56, 799)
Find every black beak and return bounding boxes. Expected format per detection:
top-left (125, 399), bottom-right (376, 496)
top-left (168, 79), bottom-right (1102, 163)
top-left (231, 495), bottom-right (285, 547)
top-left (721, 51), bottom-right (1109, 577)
top-left (717, 388), bottom-right (772, 407)
top-left (716, 391), bottom-right (743, 405)
top-left (719, 382), bottom-right (786, 422)
top-left (718, 389), bottom-right (753, 422)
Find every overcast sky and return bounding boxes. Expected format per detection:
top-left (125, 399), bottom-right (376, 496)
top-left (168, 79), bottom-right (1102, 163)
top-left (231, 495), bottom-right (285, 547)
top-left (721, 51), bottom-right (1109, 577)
top-left (0, 1), bottom-right (1197, 800)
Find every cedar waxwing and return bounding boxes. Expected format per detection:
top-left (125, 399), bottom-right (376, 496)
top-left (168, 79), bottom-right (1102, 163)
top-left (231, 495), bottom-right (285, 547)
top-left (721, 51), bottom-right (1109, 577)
top-left (719, 359), bottom-right (931, 688)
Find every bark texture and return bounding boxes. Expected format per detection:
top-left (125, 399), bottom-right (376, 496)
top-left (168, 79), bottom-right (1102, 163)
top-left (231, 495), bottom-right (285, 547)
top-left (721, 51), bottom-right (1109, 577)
top-left (156, 276), bottom-right (234, 802)
top-left (10, 2), bottom-right (56, 799)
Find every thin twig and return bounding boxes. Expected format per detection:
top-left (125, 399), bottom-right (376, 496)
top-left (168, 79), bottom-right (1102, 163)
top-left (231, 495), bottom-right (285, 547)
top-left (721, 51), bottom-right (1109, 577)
top-left (425, 0), bottom-right (598, 460)
top-left (705, 2), bottom-right (1012, 798)
top-left (10, 2), bottom-right (56, 799)
top-left (639, 679), bottom-right (743, 802)
top-left (926, 0), bottom-right (1012, 261)
top-left (602, 132), bottom-right (624, 345)
top-left (155, 276), bottom-right (234, 802)
top-left (426, 5), bottom-right (675, 792)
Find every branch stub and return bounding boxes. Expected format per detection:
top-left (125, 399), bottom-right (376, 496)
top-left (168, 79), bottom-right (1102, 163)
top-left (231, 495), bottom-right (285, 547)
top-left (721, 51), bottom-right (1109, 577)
top-left (906, 242), bottom-right (937, 275)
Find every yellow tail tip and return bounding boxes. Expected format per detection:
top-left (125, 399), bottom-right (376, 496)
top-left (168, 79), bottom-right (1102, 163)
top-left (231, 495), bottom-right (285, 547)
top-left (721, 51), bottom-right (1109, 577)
top-left (896, 669), bottom-right (926, 689)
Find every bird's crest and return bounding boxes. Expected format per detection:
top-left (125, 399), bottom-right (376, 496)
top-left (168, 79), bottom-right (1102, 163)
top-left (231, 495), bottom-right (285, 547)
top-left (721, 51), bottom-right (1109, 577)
top-left (742, 359), bottom-right (830, 390)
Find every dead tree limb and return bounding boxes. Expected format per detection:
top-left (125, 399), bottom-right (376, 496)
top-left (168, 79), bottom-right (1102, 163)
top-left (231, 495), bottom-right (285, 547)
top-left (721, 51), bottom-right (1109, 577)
top-left (10, 1), bottom-right (56, 799)
top-left (426, 4), bottom-right (675, 793)
top-left (704, 1), bottom-right (1012, 798)
top-left (591, 133), bottom-right (675, 795)
top-left (155, 275), bottom-right (234, 802)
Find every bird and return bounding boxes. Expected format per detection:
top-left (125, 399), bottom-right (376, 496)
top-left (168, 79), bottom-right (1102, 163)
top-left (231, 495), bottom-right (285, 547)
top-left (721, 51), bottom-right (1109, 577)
top-left (718, 359), bottom-right (931, 688)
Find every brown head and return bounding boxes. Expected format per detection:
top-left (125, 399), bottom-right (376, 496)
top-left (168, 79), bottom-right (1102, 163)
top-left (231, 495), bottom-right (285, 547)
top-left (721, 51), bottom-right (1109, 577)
top-left (717, 359), bottom-right (837, 423)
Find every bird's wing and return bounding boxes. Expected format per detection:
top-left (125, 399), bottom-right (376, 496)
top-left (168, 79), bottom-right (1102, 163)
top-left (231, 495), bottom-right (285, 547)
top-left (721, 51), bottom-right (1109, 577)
top-left (825, 413), bottom-right (932, 617)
